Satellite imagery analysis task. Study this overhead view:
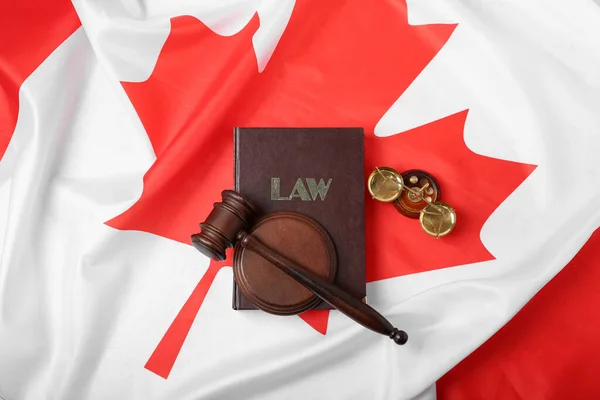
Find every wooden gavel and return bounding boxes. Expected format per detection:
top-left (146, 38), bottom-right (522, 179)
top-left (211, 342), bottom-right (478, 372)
top-left (191, 190), bottom-right (408, 345)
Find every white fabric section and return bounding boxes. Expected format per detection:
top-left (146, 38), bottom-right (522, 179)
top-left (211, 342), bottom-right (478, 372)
top-left (414, 385), bottom-right (436, 400)
top-left (1, 0), bottom-right (600, 399)
top-left (72, 0), bottom-right (295, 81)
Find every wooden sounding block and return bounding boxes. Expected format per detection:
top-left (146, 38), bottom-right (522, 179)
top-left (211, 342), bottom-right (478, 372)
top-left (234, 212), bottom-right (337, 315)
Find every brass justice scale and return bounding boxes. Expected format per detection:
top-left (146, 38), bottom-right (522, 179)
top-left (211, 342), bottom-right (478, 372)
top-left (367, 166), bottom-right (457, 237)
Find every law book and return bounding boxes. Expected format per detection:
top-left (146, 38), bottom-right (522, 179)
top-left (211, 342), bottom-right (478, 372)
top-left (233, 127), bottom-right (366, 310)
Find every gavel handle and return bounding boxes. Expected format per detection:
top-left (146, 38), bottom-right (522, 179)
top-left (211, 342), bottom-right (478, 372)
top-left (238, 232), bottom-right (408, 345)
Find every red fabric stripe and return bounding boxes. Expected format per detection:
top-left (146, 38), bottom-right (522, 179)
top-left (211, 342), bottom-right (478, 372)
top-left (145, 262), bottom-right (224, 378)
top-left (438, 229), bottom-right (600, 399)
top-left (0, 1), bottom-right (81, 160)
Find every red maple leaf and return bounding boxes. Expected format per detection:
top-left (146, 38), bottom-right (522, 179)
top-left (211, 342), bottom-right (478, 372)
top-left (108, 1), bottom-right (534, 378)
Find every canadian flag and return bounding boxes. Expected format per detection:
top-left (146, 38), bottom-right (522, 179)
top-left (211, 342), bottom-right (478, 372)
top-left (1, 1), bottom-right (600, 399)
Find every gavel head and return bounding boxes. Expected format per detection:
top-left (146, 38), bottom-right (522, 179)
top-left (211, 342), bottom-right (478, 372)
top-left (191, 190), bottom-right (257, 261)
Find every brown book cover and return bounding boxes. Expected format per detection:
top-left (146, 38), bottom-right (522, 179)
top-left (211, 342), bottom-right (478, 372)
top-left (233, 127), bottom-right (366, 310)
